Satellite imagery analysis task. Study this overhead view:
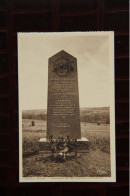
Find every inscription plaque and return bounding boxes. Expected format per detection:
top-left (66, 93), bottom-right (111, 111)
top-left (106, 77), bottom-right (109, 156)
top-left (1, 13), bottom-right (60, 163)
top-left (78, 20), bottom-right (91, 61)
top-left (47, 50), bottom-right (81, 139)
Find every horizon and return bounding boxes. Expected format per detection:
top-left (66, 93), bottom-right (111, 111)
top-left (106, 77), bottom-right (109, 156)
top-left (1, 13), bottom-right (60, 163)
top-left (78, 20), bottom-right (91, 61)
top-left (22, 106), bottom-right (110, 112)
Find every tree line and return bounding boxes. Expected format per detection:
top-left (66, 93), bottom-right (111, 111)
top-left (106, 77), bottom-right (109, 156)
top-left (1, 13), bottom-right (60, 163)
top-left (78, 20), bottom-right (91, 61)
top-left (22, 112), bottom-right (110, 124)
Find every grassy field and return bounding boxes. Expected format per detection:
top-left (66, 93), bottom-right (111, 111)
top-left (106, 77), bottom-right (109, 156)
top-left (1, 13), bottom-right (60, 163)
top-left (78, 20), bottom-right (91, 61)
top-left (22, 119), bottom-right (111, 177)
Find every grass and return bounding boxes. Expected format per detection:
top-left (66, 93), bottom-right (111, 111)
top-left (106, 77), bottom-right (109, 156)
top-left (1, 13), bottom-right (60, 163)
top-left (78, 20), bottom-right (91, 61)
top-left (81, 122), bottom-right (110, 153)
top-left (23, 150), bottom-right (111, 177)
top-left (22, 119), bottom-right (110, 154)
top-left (22, 119), bottom-right (111, 177)
top-left (23, 132), bottom-right (43, 155)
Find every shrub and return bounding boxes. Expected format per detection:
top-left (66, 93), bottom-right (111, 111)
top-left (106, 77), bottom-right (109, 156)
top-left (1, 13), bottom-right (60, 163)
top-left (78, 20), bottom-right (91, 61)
top-left (86, 134), bottom-right (110, 154)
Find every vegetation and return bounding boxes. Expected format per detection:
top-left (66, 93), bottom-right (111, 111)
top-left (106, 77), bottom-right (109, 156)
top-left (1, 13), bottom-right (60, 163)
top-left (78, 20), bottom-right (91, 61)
top-left (22, 107), bottom-right (110, 124)
top-left (22, 121), bottom-right (111, 177)
top-left (48, 136), bottom-right (77, 161)
top-left (22, 108), bottom-right (111, 177)
top-left (22, 113), bottom-right (47, 120)
top-left (22, 131), bottom-right (43, 156)
top-left (22, 120), bottom-right (110, 156)
top-left (80, 112), bottom-right (110, 124)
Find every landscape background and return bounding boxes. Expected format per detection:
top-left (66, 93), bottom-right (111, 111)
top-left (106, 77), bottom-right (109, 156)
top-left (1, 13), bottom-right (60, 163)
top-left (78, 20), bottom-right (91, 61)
top-left (23, 107), bottom-right (110, 124)
top-left (22, 107), bottom-right (111, 177)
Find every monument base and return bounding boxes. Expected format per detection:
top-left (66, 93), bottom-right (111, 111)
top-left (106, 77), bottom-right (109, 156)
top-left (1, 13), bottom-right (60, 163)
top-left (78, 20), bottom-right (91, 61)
top-left (39, 137), bottom-right (89, 153)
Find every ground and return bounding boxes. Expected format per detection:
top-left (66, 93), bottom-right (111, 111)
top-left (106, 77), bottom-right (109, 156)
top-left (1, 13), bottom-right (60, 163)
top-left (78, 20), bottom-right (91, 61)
top-left (23, 150), bottom-right (110, 177)
top-left (22, 119), bottom-right (111, 177)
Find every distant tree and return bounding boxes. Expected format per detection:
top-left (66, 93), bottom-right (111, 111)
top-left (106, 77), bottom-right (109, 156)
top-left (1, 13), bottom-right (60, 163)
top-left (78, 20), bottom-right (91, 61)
top-left (94, 113), bottom-right (98, 124)
top-left (31, 120), bottom-right (35, 126)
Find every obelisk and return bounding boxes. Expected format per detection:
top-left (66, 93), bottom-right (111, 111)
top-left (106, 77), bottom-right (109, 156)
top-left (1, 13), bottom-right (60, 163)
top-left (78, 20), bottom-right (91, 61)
top-left (47, 50), bottom-right (81, 139)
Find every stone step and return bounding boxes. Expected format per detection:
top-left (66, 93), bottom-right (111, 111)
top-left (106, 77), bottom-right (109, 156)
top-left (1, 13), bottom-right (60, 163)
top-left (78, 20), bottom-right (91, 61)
top-left (39, 137), bottom-right (89, 152)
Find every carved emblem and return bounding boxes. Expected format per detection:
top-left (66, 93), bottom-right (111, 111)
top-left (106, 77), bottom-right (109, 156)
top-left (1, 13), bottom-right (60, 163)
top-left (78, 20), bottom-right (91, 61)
top-left (53, 58), bottom-right (74, 77)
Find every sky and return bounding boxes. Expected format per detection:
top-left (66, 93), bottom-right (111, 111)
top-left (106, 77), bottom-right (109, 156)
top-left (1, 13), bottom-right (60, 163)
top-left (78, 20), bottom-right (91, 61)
top-left (18, 32), bottom-right (113, 110)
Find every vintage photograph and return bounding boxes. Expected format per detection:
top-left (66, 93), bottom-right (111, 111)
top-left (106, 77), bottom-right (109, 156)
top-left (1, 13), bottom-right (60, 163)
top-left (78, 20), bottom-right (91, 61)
top-left (18, 32), bottom-right (116, 182)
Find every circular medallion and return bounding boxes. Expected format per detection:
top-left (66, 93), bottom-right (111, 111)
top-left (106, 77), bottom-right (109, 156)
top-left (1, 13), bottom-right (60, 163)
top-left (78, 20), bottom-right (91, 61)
top-left (53, 58), bottom-right (72, 77)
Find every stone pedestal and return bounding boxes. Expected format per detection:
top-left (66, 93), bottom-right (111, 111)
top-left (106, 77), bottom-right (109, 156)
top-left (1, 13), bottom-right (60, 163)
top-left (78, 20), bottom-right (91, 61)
top-left (39, 137), bottom-right (89, 153)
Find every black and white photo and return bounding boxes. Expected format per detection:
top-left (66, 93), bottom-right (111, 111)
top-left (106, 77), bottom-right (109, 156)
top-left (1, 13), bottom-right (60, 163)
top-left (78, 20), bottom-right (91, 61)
top-left (18, 32), bottom-right (116, 182)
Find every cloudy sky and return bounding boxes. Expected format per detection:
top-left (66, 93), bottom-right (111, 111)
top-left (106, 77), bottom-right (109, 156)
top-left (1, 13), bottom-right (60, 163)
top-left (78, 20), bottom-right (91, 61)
top-left (18, 32), bottom-right (114, 110)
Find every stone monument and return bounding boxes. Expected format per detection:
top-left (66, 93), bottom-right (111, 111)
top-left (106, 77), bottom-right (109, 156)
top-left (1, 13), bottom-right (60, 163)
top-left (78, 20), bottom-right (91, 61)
top-left (39, 50), bottom-right (88, 152)
top-left (47, 50), bottom-right (81, 139)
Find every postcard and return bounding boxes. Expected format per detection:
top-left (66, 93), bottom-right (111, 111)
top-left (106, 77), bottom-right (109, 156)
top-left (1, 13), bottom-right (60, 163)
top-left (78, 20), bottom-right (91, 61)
top-left (18, 32), bottom-right (116, 182)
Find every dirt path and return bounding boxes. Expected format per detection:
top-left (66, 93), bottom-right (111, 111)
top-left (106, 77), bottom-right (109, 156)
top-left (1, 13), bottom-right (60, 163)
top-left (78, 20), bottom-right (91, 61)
top-left (23, 150), bottom-right (111, 177)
